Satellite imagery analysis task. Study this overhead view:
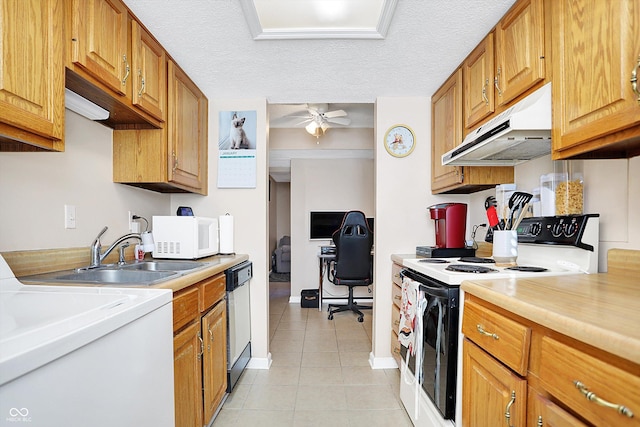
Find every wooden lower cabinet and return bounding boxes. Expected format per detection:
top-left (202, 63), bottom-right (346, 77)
top-left (528, 388), bottom-right (588, 427)
top-left (173, 322), bottom-right (203, 427)
top-left (462, 338), bottom-right (527, 427)
top-left (202, 301), bottom-right (227, 424)
top-left (462, 294), bottom-right (640, 426)
top-left (390, 262), bottom-right (403, 366)
top-left (172, 273), bottom-right (228, 427)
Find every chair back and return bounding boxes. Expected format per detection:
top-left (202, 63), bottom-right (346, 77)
top-left (331, 211), bottom-right (373, 284)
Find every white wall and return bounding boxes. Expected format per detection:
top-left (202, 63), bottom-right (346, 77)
top-left (469, 155), bottom-right (640, 271)
top-left (289, 158), bottom-right (375, 301)
top-left (169, 98), bottom-right (271, 368)
top-left (0, 111), bottom-right (170, 252)
top-left (372, 97), bottom-right (470, 368)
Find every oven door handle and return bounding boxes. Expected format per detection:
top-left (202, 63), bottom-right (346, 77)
top-left (417, 283), bottom-right (449, 298)
top-left (400, 269), bottom-right (450, 298)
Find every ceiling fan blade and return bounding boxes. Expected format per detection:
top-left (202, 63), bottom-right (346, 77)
top-left (323, 109), bottom-right (348, 118)
top-left (326, 117), bottom-right (351, 125)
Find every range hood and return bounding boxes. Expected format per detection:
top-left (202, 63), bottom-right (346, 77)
top-left (442, 82), bottom-right (552, 166)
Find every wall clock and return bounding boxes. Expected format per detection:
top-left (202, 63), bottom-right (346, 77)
top-left (384, 124), bottom-right (415, 158)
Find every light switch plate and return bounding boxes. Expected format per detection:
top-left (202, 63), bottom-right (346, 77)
top-left (65, 205), bottom-right (76, 229)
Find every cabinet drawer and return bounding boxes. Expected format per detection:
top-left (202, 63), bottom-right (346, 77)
top-left (173, 286), bottom-right (200, 332)
top-left (390, 330), bottom-right (401, 366)
top-left (200, 273), bottom-right (226, 312)
top-left (392, 262), bottom-right (403, 286)
top-left (462, 299), bottom-right (531, 375)
top-left (392, 283), bottom-right (402, 309)
top-left (540, 337), bottom-right (640, 427)
top-left (391, 303), bottom-right (401, 333)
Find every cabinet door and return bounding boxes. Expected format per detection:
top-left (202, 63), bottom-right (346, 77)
top-left (167, 60), bottom-right (208, 193)
top-left (71, 0), bottom-right (129, 95)
top-left (431, 68), bottom-right (464, 192)
top-left (464, 33), bottom-right (495, 128)
top-left (0, 0), bottom-right (64, 149)
top-left (552, 0), bottom-right (640, 155)
top-left (494, 0), bottom-right (545, 106)
top-left (528, 388), bottom-right (589, 427)
top-left (131, 20), bottom-right (166, 122)
top-left (202, 301), bottom-right (227, 424)
top-left (174, 322), bottom-right (203, 427)
top-left (462, 339), bottom-right (527, 427)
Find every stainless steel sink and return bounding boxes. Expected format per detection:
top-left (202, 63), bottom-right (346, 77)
top-left (121, 261), bottom-right (205, 272)
top-left (53, 269), bottom-right (179, 285)
top-left (20, 260), bottom-right (208, 286)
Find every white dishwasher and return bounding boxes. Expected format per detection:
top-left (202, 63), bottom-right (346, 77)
top-left (0, 255), bottom-right (175, 427)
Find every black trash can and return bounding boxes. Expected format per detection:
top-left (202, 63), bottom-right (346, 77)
top-left (301, 289), bottom-right (319, 308)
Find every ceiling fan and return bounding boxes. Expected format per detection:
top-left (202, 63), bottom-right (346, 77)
top-left (282, 103), bottom-right (352, 139)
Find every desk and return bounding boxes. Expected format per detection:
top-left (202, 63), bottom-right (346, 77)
top-left (317, 253), bottom-right (336, 312)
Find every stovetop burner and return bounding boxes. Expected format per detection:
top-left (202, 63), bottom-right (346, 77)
top-left (505, 266), bottom-right (549, 272)
top-left (419, 259), bottom-right (450, 264)
top-left (458, 257), bottom-right (495, 264)
top-left (446, 264), bottom-right (498, 273)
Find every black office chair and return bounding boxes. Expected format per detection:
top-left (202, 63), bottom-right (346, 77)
top-left (327, 211), bottom-right (373, 322)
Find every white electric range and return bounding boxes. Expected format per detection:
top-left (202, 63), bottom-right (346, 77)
top-left (398, 214), bottom-right (599, 427)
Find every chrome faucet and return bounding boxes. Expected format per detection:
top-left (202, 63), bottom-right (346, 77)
top-left (89, 226), bottom-right (142, 268)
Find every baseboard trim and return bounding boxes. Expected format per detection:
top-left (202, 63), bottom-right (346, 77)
top-left (247, 353), bottom-right (272, 369)
top-left (369, 352), bottom-right (399, 369)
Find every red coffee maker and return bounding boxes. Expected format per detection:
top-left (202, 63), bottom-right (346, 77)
top-left (429, 203), bottom-right (467, 248)
top-left (416, 203), bottom-right (475, 258)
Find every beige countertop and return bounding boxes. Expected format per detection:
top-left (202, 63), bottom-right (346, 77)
top-left (2, 247), bottom-right (248, 293)
top-left (461, 273), bottom-right (640, 365)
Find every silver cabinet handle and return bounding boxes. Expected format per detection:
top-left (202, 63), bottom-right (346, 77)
top-left (122, 54), bottom-right (130, 86)
top-left (477, 324), bottom-right (499, 340)
top-left (197, 331), bottom-right (204, 360)
top-left (632, 55), bottom-right (640, 104)
top-left (505, 390), bottom-right (516, 427)
top-left (137, 69), bottom-right (145, 97)
top-left (574, 380), bottom-right (634, 418)
top-left (495, 66), bottom-right (503, 97)
top-left (482, 78), bottom-right (490, 105)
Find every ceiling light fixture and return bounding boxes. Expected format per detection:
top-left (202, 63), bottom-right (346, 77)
top-left (64, 89), bottom-right (110, 121)
top-left (305, 119), bottom-right (329, 141)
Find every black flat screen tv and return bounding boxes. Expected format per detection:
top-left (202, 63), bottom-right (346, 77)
top-left (309, 211), bottom-right (374, 240)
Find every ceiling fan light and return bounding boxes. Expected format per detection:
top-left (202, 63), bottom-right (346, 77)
top-left (320, 122), bottom-right (329, 132)
top-left (305, 122), bottom-right (318, 134)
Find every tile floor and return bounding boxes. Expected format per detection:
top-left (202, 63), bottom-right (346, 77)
top-left (212, 281), bottom-right (413, 427)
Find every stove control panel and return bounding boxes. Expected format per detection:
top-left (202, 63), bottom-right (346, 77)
top-left (486, 214), bottom-right (599, 251)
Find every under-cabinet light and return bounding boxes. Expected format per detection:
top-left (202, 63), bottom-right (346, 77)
top-left (64, 89), bottom-right (110, 121)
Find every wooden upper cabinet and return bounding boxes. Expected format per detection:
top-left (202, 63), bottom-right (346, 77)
top-left (432, 69), bottom-right (464, 192)
top-left (463, 33), bottom-right (495, 129)
top-left (167, 60), bottom-right (208, 193)
top-left (494, 0), bottom-right (545, 106)
top-left (131, 20), bottom-right (166, 122)
top-left (551, 0), bottom-right (640, 159)
top-left (0, 0), bottom-right (64, 151)
top-left (70, 0), bottom-right (129, 96)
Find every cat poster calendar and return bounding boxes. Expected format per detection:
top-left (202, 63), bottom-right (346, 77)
top-left (218, 110), bottom-right (257, 188)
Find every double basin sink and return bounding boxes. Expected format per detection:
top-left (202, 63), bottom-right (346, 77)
top-left (20, 260), bottom-right (207, 286)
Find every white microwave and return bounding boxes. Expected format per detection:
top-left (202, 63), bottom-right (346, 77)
top-left (152, 216), bottom-right (219, 259)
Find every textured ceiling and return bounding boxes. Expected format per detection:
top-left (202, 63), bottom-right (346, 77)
top-left (123, 0), bottom-right (517, 180)
top-left (124, 0), bottom-right (516, 104)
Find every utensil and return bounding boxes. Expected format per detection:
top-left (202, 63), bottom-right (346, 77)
top-left (507, 192), bottom-right (533, 229)
top-left (484, 196), bottom-right (500, 229)
top-left (511, 202), bottom-right (530, 231)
